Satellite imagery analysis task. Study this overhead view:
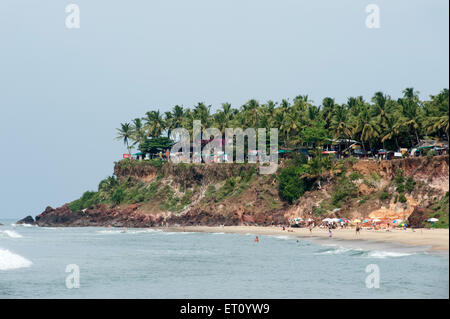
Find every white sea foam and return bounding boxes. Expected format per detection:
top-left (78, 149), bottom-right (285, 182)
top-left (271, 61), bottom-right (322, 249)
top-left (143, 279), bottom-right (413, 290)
top-left (269, 235), bottom-right (293, 240)
top-left (20, 223), bottom-right (34, 228)
top-left (98, 229), bottom-right (161, 235)
top-left (365, 251), bottom-right (413, 259)
top-left (316, 247), bottom-right (352, 255)
top-left (161, 231), bottom-right (195, 235)
top-left (1, 230), bottom-right (23, 238)
top-left (0, 248), bottom-right (32, 271)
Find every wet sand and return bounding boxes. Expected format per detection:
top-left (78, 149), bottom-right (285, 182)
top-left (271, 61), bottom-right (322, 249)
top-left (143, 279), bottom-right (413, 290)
top-left (164, 226), bottom-right (449, 252)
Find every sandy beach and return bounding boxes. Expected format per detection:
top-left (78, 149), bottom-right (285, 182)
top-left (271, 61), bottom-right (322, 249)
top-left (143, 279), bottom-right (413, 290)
top-left (165, 226), bottom-right (449, 252)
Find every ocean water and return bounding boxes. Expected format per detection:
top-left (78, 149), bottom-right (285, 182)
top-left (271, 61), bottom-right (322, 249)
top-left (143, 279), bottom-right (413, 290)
top-left (0, 220), bottom-right (448, 298)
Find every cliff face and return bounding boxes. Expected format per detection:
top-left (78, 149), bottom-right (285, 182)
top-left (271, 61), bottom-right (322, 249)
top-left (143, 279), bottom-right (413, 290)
top-left (33, 155), bottom-right (449, 228)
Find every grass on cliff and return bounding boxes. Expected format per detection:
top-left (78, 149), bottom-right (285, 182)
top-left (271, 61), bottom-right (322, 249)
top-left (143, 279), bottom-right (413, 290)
top-left (205, 167), bottom-right (257, 203)
top-left (427, 192), bottom-right (449, 228)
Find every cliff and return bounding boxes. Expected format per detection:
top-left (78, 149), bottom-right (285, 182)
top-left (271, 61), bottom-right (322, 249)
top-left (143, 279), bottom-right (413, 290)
top-left (32, 155), bottom-right (449, 228)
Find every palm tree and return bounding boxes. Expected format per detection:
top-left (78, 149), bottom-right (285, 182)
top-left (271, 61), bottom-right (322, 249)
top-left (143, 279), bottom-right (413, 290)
top-left (116, 122), bottom-right (133, 155)
top-left (144, 110), bottom-right (164, 138)
top-left (193, 102), bottom-right (211, 129)
top-left (131, 118), bottom-right (146, 146)
top-left (371, 91), bottom-right (389, 128)
top-left (352, 105), bottom-right (380, 152)
top-left (382, 114), bottom-right (402, 150)
top-left (423, 89), bottom-right (449, 138)
top-left (164, 111), bottom-right (174, 137)
top-left (397, 88), bottom-right (422, 145)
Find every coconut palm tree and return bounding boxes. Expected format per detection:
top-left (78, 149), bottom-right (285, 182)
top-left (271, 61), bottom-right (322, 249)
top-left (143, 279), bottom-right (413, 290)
top-left (352, 105), bottom-right (380, 152)
top-left (131, 118), bottom-right (146, 146)
top-left (116, 122), bottom-right (133, 155)
top-left (397, 88), bottom-right (423, 145)
top-left (144, 110), bottom-right (164, 138)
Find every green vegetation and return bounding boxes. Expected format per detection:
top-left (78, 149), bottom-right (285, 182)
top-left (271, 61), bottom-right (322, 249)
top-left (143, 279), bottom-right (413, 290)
top-left (138, 137), bottom-right (174, 155)
top-left (405, 177), bottom-right (416, 193)
top-left (116, 88), bottom-right (448, 155)
top-left (349, 171), bottom-right (363, 181)
top-left (331, 176), bottom-right (358, 207)
top-left (68, 191), bottom-right (99, 212)
top-left (391, 169), bottom-right (415, 204)
top-left (206, 168), bottom-right (257, 202)
top-left (277, 154), bottom-right (319, 204)
top-left (428, 192), bottom-right (449, 228)
top-left (379, 191), bottom-right (390, 201)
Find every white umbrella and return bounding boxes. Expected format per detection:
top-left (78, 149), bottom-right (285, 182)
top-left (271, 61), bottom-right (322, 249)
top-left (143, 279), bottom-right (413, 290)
top-left (322, 218), bottom-right (331, 222)
top-left (372, 218), bottom-right (381, 222)
top-left (331, 218), bottom-right (340, 223)
top-left (427, 218), bottom-right (439, 222)
top-left (307, 218), bottom-right (313, 222)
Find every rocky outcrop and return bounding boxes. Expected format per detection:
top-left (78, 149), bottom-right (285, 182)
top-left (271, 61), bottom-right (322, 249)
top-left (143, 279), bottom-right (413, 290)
top-left (352, 155), bottom-right (449, 192)
top-left (29, 155), bottom-right (449, 228)
top-left (407, 207), bottom-right (433, 228)
top-left (16, 215), bottom-right (36, 225)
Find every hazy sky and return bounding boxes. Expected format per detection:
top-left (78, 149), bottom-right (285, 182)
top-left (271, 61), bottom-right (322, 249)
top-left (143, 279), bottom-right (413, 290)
top-left (0, 1), bottom-right (448, 218)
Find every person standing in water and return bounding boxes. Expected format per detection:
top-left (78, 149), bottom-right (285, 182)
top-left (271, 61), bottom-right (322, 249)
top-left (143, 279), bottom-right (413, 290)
top-left (254, 236), bottom-right (259, 243)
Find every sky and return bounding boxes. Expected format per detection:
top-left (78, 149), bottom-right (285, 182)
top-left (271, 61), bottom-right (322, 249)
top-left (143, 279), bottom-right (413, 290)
top-left (0, 0), bottom-right (448, 219)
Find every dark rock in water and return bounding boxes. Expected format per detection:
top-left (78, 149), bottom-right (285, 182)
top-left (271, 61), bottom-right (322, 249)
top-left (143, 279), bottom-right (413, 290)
top-left (16, 215), bottom-right (36, 225)
top-left (0, 222), bottom-right (3, 226)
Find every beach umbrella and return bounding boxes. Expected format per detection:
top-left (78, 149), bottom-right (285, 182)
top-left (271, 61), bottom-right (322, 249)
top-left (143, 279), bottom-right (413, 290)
top-left (392, 219), bottom-right (402, 224)
top-left (427, 218), bottom-right (439, 222)
top-left (331, 218), bottom-right (340, 223)
top-left (322, 218), bottom-right (331, 222)
top-left (307, 218), bottom-right (313, 222)
top-left (352, 219), bottom-right (361, 223)
top-left (372, 218), bottom-right (381, 222)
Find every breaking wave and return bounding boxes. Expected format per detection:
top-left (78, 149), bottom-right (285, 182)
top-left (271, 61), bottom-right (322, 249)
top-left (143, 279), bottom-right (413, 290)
top-left (1, 230), bottom-right (23, 238)
top-left (0, 248), bottom-right (32, 271)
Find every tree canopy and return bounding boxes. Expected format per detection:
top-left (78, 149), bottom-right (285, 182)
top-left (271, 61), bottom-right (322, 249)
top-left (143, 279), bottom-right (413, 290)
top-left (116, 88), bottom-right (449, 152)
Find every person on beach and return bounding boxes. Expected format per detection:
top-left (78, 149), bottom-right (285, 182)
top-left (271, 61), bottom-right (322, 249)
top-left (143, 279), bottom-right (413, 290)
top-left (328, 226), bottom-right (333, 239)
top-left (309, 224), bottom-right (313, 235)
top-left (356, 224), bottom-right (361, 237)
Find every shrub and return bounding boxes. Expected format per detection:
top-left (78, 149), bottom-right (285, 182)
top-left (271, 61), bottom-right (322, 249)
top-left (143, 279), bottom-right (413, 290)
top-left (68, 191), bottom-right (99, 212)
top-left (312, 206), bottom-right (327, 216)
top-left (349, 171), bottom-right (363, 181)
top-left (394, 170), bottom-right (404, 185)
top-left (331, 177), bottom-right (357, 207)
top-left (379, 191), bottom-right (390, 201)
top-left (278, 166), bottom-right (313, 204)
top-left (111, 188), bottom-right (125, 205)
top-left (398, 193), bottom-right (407, 203)
top-left (405, 177), bottom-right (416, 193)
top-left (396, 183), bottom-right (405, 193)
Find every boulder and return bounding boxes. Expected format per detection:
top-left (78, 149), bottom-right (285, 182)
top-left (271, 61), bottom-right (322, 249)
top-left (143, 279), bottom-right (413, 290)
top-left (16, 215), bottom-right (36, 225)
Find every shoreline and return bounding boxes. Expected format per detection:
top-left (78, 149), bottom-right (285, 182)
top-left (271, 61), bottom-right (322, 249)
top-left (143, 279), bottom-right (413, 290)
top-left (163, 225), bottom-right (449, 253)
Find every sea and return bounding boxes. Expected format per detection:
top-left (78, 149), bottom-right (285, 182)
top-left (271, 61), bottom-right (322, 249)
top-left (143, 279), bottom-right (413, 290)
top-left (0, 219), bottom-right (448, 298)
